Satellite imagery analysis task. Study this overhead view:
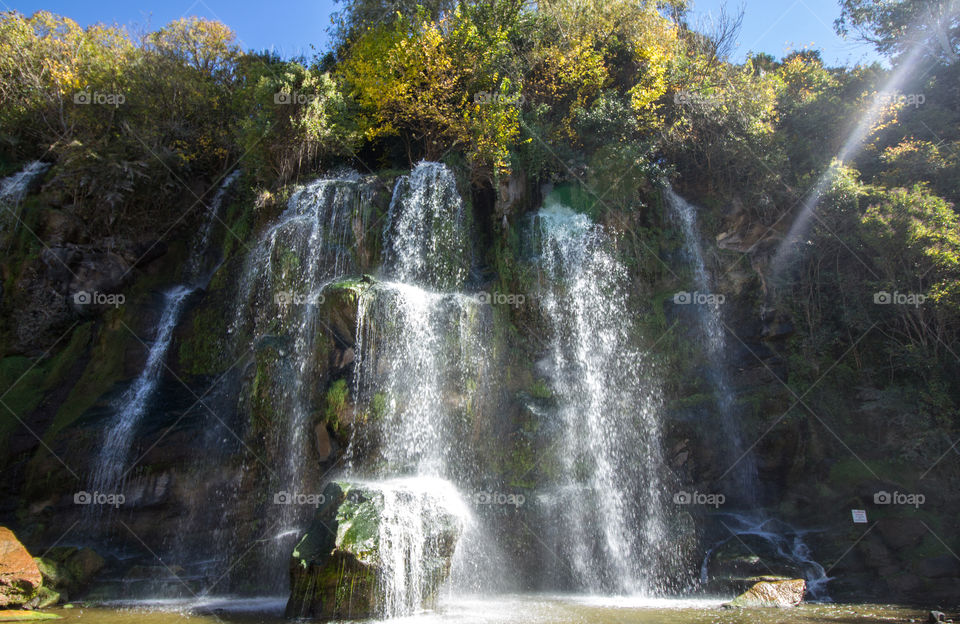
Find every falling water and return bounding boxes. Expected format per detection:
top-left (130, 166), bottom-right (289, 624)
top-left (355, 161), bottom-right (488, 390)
top-left (700, 513), bottom-right (829, 599)
top-left (90, 172), bottom-right (240, 497)
top-left (231, 173), bottom-right (370, 588)
top-left (367, 478), bottom-right (471, 616)
top-left (665, 187), bottom-right (757, 500)
top-left (534, 200), bottom-right (668, 594)
top-left (667, 189), bottom-right (828, 595)
top-left (346, 163), bottom-right (490, 616)
top-left (0, 160), bottom-right (48, 204)
top-left (383, 161), bottom-right (470, 290)
top-left (351, 283), bottom-right (489, 478)
top-left (0, 160), bottom-right (50, 243)
top-left (352, 162), bottom-right (485, 479)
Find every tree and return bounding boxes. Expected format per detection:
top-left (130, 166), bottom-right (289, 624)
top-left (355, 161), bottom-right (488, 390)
top-left (836, 0), bottom-right (960, 64)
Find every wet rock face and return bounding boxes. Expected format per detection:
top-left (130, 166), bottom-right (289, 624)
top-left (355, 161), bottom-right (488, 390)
top-left (726, 578), bottom-right (806, 608)
top-left (285, 480), bottom-right (464, 621)
top-left (0, 527), bottom-right (42, 608)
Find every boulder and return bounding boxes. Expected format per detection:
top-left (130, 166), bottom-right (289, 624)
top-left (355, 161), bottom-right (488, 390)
top-left (726, 578), bottom-right (806, 608)
top-left (33, 546), bottom-right (104, 604)
top-left (704, 533), bottom-right (808, 592)
top-left (285, 479), bottom-right (467, 620)
top-left (319, 279), bottom-right (373, 349)
top-left (0, 528), bottom-right (42, 608)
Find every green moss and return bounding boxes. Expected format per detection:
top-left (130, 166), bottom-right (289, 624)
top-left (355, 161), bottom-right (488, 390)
top-left (828, 458), bottom-right (914, 489)
top-left (324, 379), bottom-right (350, 431)
top-left (547, 182), bottom-right (600, 219)
top-left (178, 302), bottom-right (229, 376)
top-left (44, 319), bottom-right (128, 442)
top-left (0, 323), bottom-right (93, 455)
top-left (528, 378), bottom-right (552, 400)
top-left (334, 487), bottom-right (380, 563)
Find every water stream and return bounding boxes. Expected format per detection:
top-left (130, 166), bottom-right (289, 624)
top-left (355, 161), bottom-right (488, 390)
top-left (89, 172), bottom-right (240, 499)
top-left (533, 200), bottom-right (670, 594)
top-left (665, 187), bottom-right (757, 500)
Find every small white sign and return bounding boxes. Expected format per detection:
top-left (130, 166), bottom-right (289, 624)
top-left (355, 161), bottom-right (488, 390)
top-left (851, 509), bottom-right (868, 524)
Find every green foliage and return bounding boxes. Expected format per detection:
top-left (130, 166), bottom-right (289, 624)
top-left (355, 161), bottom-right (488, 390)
top-left (836, 0), bottom-right (960, 64)
top-left (324, 378), bottom-right (351, 430)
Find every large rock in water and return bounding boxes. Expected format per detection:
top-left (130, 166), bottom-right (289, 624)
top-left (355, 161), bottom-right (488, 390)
top-left (0, 528), bottom-right (42, 608)
top-left (726, 578), bottom-right (806, 608)
top-left (285, 478), bottom-right (468, 620)
top-left (33, 546), bottom-right (105, 605)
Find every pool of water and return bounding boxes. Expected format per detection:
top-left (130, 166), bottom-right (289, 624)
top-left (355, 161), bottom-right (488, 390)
top-left (40, 595), bottom-right (937, 624)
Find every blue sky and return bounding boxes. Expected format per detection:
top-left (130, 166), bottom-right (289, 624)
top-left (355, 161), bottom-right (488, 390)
top-left (7, 0), bottom-right (881, 66)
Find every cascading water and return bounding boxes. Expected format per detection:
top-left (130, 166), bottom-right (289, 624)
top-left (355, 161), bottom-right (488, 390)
top-left (0, 160), bottom-right (49, 204)
top-left (89, 172), bottom-right (239, 499)
top-left (0, 160), bottom-right (50, 244)
top-left (351, 284), bottom-right (490, 478)
top-left (665, 187), bottom-right (757, 500)
top-left (666, 188), bottom-right (829, 598)
top-left (367, 478), bottom-right (471, 616)
top-left (382, 162), bottom-right (469, 290)
top-left (534, 200), bottom-right (669, 595)
top-left (346, 162), bottom-right (488, 616)
top-left (231, 172), bottom-right (370, 587)
top-left (700, 513), bottom-right (829, 599)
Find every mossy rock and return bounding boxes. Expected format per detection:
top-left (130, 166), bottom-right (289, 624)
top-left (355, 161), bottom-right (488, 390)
top-left (33, 547), bottom-right (103, 599)
top-left (285, 479), bottom-right (465, 620)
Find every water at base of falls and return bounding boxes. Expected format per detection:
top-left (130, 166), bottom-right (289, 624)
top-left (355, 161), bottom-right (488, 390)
top-left (700, 513), bottom-right (830, 599)
top-left (54, 593), bottom-right (914, 623)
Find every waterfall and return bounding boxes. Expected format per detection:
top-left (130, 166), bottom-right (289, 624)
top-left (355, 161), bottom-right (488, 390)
top-left (231, 172), bottom-right (369, 589)
top-left (351, 284), bottom-right (489, 478)
top-left (0, 160), bottom-right (48, 204)
top-left (666, 189), bottom-right (829, 597)
top-left (534, 200), bottom-right (668, 595)
top-left (367, 478), bottom-right (471, 616)
top-left (352, 162), bottom-right (486, 479)
top-left (0, 160), bottom-right (49, 244)
top-left (665, 188), bottom-right (758, 500)
top-left (346, 162), bottom-right (488, 616)
top-left (89, 172), bottom-right (239, 499)
top-left (234, 173), bottom-right (363, 330)
top-left (699, 513), bottom-right (829, 599)
top-left (383, 162), bottom-right (470, 290)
